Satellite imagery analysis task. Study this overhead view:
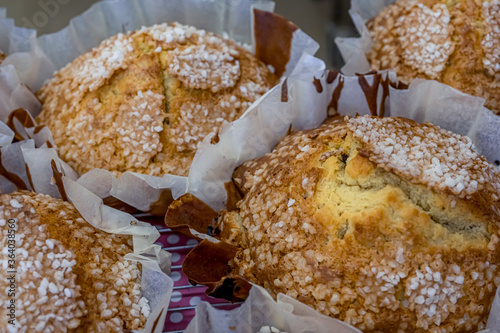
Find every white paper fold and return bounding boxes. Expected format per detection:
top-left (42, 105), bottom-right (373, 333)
top-left (0, 139), bottom-right (34, 193)
top-left (185, 284), bottom-right (361, 333)
top-left (110, 172), bottom-right (188, 213)
top-left (0, 65), bottom-right (41, 121)
top-left (188, 283), bottom-right (499, 332)
top-left (0, 9), bottom-right (56, 93)
top-left (75, 168), bottom-right (188, 215)
top-left (0, 10), bottom-right (38, 54)
top-left (4, 0), bottom-right (277, 91)
top-left (334, 0), bottom-right (396, 75)
top-left (0, 121), bottom-right (14, 146)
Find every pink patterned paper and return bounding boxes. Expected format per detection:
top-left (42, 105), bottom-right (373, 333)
top-left (139, 216), bottom-right (240, 332)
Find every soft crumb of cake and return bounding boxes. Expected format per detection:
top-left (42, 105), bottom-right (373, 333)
top-left (36, 23), bottom-right (276, 177)
top-left (220, 117), bottom-right (500, 332)
top-left (0, 191), bottom-right (149, 332)
top-left (366, 0), bottom-right (500, 114)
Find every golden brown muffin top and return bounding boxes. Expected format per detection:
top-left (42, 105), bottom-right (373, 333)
top-left (219, 116), bottom-right (500, 332)
top-left (366, 0), bottom-right (500, 114)
top-left (0, 191), bottom-right (148, 332)
top-left (37, 23), bottom-right (277, 177)
top-left (347, 116), bottom-right (500, 201)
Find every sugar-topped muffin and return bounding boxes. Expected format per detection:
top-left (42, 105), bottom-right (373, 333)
top-left (366, 0), bottom-right (500, 114)
top-left (0, 191), bottom-right (149, 332)
top-left (217, 116), bottom-right (500, 332)
top-left (37, 23), bottom-right (277, 177)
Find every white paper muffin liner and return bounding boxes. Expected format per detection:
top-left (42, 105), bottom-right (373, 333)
top-left (0, 8), bottom-right (55, 95)
top-left (0, 11), bottom-right (43, 121)
top-left (187, 284), bottom-right (499, 333)
top-left (2, 0), bottom-right (276, 91)
top-left (0, 8), bottom-right (37, 56)
top-left (180, 68), bottom-right (500, 331)
top-left (185, 284), bottom-right (361, 333)
top-left (0, 0), bottom-right (322, 215)
top-left (333, 0), bottom-right (395, 76)
top-left (0, 65), bottom-right (41, 121)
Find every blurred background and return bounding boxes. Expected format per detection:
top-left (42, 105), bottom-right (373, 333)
top-left (0, 0), bottom-right (357, 69)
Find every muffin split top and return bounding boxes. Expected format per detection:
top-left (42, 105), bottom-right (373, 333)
top-left (37, 23), bottom-right (276, 177)
top-left (217, 116), bottom-right (500, 332)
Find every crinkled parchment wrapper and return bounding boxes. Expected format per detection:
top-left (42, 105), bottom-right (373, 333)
top-left (0, 65), bottom-right (41, 122)
top-left (0, 8), bottom-right (38, 58)
top-left (333, 0), bottom-right (395, 76)
top-left (182, 69), bottom-right (500, 332)
top-left (1, 0), bottom-right (322, 215)
top-left (185, 284), bottom-right (361, 333)
top-left (0, 108), bottom-right (173, 332)
top-left (2, 0), bottom-right (278, 91)
top-left (0, 10), bottom-right (42, 120)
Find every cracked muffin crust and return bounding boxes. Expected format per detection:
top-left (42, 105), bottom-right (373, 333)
top-left (218, 116), bottom-right (500, 332)
top-left (366, 0), bottom-right (500, 114)
top-left (36, 23), bottom-right (277, 177)
top-left (0, 191), bottom-right (149, 332)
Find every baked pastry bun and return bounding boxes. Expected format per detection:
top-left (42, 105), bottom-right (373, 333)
top-left (0, 191), bottom-right (149, 332)
top-left (215, 116), bottom-right (500, 332)
top-left (366, 0), bottom-right (500, 114)
top-left (36, 23), bottom-right (277, 177)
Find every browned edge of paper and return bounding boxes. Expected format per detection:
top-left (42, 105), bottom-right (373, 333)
top-left (254, 8), bottom-right (298, 78)
top-left (164, 193), bottom-right (219, 239)
top-left (182, 238), bottom-right (252, 302)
